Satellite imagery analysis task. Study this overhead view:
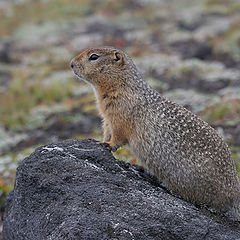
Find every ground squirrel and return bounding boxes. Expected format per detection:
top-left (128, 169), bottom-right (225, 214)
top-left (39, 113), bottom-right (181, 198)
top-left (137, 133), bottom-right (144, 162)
top-left (71, 46), bottom-right (240, 220)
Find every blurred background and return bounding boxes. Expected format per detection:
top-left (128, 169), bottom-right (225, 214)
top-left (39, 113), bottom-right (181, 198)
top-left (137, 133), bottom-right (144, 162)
top-left (0, 0), bottom-right (240, 235)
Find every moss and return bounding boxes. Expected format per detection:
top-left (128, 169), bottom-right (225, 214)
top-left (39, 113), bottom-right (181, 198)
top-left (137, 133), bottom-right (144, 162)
top-left (200, 99), bottom-right (240, 126)
top-left (231, 146), bottom-right (240, 178)
top-left (228, 3), bottom-right (240, 13)
top-left (98, 0), bottom-right (128, 15)
top-left (72, 127), bottom-right (102, 144)
top-left (0, 68), bottom-right (76, 130)
top-left (113, 146), bottom-right (136, 164)
top-left (0, 180), bottom-right (13, 197)
top-left (206, 0), bottom-right (240, 14)
top-left (205, 103), bottom-right (230, 121)
top-left (210, 21), bottom-right (240, 61)
top-left (0, 0), bottom-right (95, 37)
top-left (205, 0), bottom-right (233, 7)
top-left (76, 93), bottom-right (97, 114)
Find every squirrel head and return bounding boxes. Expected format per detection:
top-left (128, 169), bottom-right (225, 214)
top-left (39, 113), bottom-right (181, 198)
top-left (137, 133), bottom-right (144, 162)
top-left (70, 46), bottom-right (137, 88)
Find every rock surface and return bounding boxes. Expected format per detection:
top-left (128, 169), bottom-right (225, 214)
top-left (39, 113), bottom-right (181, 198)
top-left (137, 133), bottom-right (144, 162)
top-left (1, 0), bottom-right (240, 215)
top-left (3, 139), bottom-right (240, 240)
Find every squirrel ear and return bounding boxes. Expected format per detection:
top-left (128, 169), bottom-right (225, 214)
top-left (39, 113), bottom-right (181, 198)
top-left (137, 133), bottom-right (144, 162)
top-left (113, 51), bottom-right (124, 65)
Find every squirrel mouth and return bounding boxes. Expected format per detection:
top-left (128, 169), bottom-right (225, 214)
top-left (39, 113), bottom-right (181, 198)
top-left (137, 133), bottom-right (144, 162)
top-left (73, 70), bottom-right (85, 81)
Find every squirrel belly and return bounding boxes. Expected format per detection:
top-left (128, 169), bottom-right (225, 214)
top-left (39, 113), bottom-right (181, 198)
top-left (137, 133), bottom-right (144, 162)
top-left (71, 46), bottom-right (240, 220)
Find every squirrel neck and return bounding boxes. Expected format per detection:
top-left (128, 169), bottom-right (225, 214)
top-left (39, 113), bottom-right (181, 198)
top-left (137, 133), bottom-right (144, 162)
top-left (93, 74), bottom-right (163, 120)
top-left (94, 82), bottom-right (139, 119)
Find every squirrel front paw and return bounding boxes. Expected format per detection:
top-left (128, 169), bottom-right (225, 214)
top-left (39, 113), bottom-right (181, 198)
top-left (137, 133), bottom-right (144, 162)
top-left (102, 142), bottom-right (112, 151)
top-left (105, 142), bottom-right (121, 152)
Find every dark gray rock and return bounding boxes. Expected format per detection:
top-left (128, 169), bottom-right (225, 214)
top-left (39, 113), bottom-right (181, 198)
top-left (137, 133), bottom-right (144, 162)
top-left (158, 74), bottom-right (235, 93)
top-left (2, 139), bottom-right (240, 240)
top-left (0, 40), bottom-right (12, 63)
top-left (171, 39), bottom-right (213, 60)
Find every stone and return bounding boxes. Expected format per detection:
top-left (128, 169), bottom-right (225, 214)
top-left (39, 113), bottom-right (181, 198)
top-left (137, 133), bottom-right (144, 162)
top-left (0, 40), bottom-right (12, 63)
top-left (3, 139), bottom-right (240, 240)
top-left (171, 39), bottom-right (213, 60)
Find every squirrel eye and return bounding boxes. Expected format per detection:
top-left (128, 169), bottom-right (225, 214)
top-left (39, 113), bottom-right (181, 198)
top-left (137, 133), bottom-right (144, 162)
top-left (89, 54), bottom-right (99, 61)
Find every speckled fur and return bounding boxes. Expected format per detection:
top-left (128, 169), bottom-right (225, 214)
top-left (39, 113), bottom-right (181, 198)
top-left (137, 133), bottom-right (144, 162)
top-left (71, 46), bottom-right (240, 220)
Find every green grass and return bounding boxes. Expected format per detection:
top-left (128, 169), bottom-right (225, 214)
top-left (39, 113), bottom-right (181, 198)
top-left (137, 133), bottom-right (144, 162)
top-left (231, 146), bottom-right (240, 177)
top-left (200, 99), bottom-right (240, 125)
top-left (0, 0), bottom-right (140, 38)
top-left (206, 0), bottom-right (234, 7)
top-left (0, 67), bottom-right (75, 130)
top-left (210, 21), bottom-right (240, 61)
top-left (0, 0), bottom-right (95, 37)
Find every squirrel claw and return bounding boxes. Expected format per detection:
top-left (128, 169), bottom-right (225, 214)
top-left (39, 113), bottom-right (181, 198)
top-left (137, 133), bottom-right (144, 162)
top-left (110, 145), bottom-right (119, 152)
top-left (102, 142), bottom-right (112, 151)
top-left (104, 142), bottom-right (120, 152)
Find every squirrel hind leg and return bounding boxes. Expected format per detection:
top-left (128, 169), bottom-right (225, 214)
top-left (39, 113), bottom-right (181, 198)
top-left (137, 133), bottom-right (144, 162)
top-left (221, 204), bottom-right (240, 222)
